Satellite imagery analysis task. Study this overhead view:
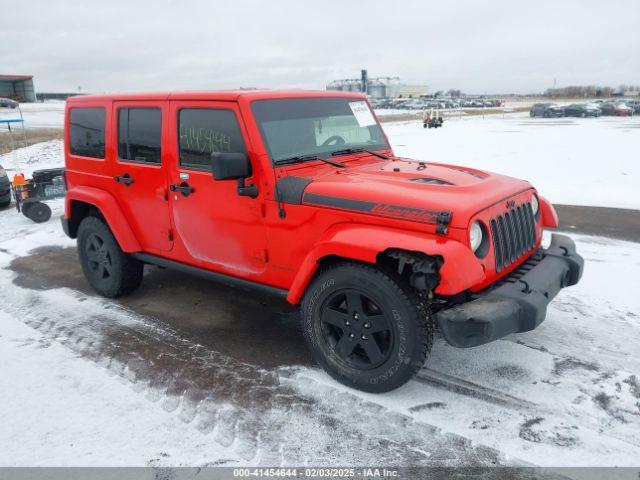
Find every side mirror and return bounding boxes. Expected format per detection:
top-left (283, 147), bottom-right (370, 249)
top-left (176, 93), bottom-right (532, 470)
top-left (211, 152), bottom-right (251, 180)
top-left (210, 152), bottom-right (258, 198)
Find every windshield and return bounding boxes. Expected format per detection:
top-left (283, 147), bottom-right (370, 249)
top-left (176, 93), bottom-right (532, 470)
top-left (251, 97), bottom-right (389, 164)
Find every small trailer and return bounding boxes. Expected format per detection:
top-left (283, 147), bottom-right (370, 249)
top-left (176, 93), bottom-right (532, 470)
top-left (11, 168), bottom-right (66, 223)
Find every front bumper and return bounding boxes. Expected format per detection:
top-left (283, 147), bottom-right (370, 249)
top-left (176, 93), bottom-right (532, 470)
top-left (436, 234), bottom-right (584, 348)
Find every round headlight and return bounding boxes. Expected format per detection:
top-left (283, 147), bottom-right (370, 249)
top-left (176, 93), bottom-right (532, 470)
top-left (531, 194), bottom-right (539, 216)
top-left (470, 221), bottom-right (483, 252)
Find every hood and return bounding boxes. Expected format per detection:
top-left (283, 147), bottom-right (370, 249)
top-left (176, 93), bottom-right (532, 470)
top-left (297, 157), bottom-right (533, 229)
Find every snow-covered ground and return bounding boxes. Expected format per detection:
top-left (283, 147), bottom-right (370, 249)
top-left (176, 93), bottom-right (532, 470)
top-left (0, 102), bottom-right (65, 129)
top-left (386, 113), bottom-right (640, 210)
top-left (0, 140), bottom-right (62, 177)
top-left (1, 202), bottom-right (639, 467)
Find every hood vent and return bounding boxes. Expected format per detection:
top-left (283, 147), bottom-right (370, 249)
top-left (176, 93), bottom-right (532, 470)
top-left (454, 168), bottom-right (486, 179)
top-left (410, 177), bottom-right (453, 186)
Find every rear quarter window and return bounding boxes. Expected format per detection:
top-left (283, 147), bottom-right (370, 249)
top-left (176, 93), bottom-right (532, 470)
top-left (69, 108), bottom-right (106, 159)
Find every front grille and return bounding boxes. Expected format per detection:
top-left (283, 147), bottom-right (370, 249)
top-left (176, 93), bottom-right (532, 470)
top-left (489, 201), bottom-right (537, 272)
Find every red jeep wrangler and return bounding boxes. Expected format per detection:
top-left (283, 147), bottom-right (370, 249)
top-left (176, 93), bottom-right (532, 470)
top-left (61, 90), bottom-right (583, 392)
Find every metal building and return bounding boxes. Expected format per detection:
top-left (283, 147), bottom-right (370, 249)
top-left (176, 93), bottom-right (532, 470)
top-left (326, 70), bottom-right (427, 99)
top-left (327, 75), bottom-right (401, 99)
top-left (0, 74), bottom-right (37, 102)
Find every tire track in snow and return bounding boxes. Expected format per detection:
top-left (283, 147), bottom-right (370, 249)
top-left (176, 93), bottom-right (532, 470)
top-left (414, 368), bottom-right (538, 410)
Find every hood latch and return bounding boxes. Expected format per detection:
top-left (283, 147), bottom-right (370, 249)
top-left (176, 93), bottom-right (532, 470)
top-left (436, 211), bottom-right (452, 235)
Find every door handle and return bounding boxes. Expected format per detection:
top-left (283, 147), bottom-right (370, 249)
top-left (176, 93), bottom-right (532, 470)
top-left (170, 182), bottom-right (194, 197)
top-left (114, 173), bottom-right (134, 186)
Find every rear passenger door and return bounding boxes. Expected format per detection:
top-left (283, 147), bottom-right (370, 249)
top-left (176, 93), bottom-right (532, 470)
top-left (111, 101), bottom-right (172, 252)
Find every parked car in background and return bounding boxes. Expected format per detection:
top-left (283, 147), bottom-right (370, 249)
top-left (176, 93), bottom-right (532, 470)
top-left (624, 99), bottom-right (640, 114)
top-left (600, 102), bottom-right (633, 116)
top-left (0, 165), bottom-right (12, 207)
top-left (530, 103), bottom-right (564, 118)
top-left (0, 97), bottom-right (19, 109)
top-left (563, 103), bottom-right (601, 117)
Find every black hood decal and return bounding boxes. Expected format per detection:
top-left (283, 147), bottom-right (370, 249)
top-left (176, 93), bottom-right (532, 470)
top-left (303, 192), bottom-right (451, 228)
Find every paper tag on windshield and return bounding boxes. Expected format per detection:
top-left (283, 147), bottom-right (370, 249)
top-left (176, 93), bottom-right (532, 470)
top-left (349, 101), bottom-right (376, 127)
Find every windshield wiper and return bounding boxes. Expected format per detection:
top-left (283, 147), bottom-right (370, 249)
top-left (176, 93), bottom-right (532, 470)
top-left (274, 154), bottom-right (346, 168)
top-left (274, 154), bottom-right (319, 166)
top-left (330, 147), bottom-right (389, 160)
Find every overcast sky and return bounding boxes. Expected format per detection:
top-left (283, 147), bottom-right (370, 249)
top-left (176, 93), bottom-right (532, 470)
top-left (2, 0), bottom-right (639, 94)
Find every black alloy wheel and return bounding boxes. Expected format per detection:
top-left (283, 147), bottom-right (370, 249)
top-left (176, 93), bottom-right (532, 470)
top-left (302, 262), bottom-right (434, 392)
top-left (84, 232), bottom-right (114, 282)
top-left (320, 289), bottom-right (393, 370)
top-left (77, 216), bottom-right (143, 298)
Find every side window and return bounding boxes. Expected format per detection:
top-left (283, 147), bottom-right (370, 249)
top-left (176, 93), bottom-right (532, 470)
top-left (118, 108), bottom-right (162, 164)
top-left (69, 108), bottom-right (106, 158)
top-left (178, 108), bottom-right (247, 171)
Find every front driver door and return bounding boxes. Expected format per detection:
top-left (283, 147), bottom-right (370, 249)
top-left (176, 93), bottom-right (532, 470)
top-left (167, 100), bottom-right (267, 278)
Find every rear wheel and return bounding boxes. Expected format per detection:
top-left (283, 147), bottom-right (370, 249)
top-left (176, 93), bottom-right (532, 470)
top-left (301, 262), bottom-right (433, 392)
top-left (77, 216), bottom-right (143, 298)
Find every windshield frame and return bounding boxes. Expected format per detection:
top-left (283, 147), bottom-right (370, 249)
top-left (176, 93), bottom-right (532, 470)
top-left (250, 96), bottom-right (390, 166)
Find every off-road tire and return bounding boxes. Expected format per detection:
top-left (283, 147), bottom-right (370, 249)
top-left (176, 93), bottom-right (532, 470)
top-left (301, 262), bottom-right (434, 393)
top-left (77, 216), bottom-right (143, 298)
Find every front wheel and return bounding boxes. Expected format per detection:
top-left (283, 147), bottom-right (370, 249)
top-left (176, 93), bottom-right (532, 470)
top-left (301, 263), bottom-right (434, 392)
top-left (77, 216), bottom-right (143, 298)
